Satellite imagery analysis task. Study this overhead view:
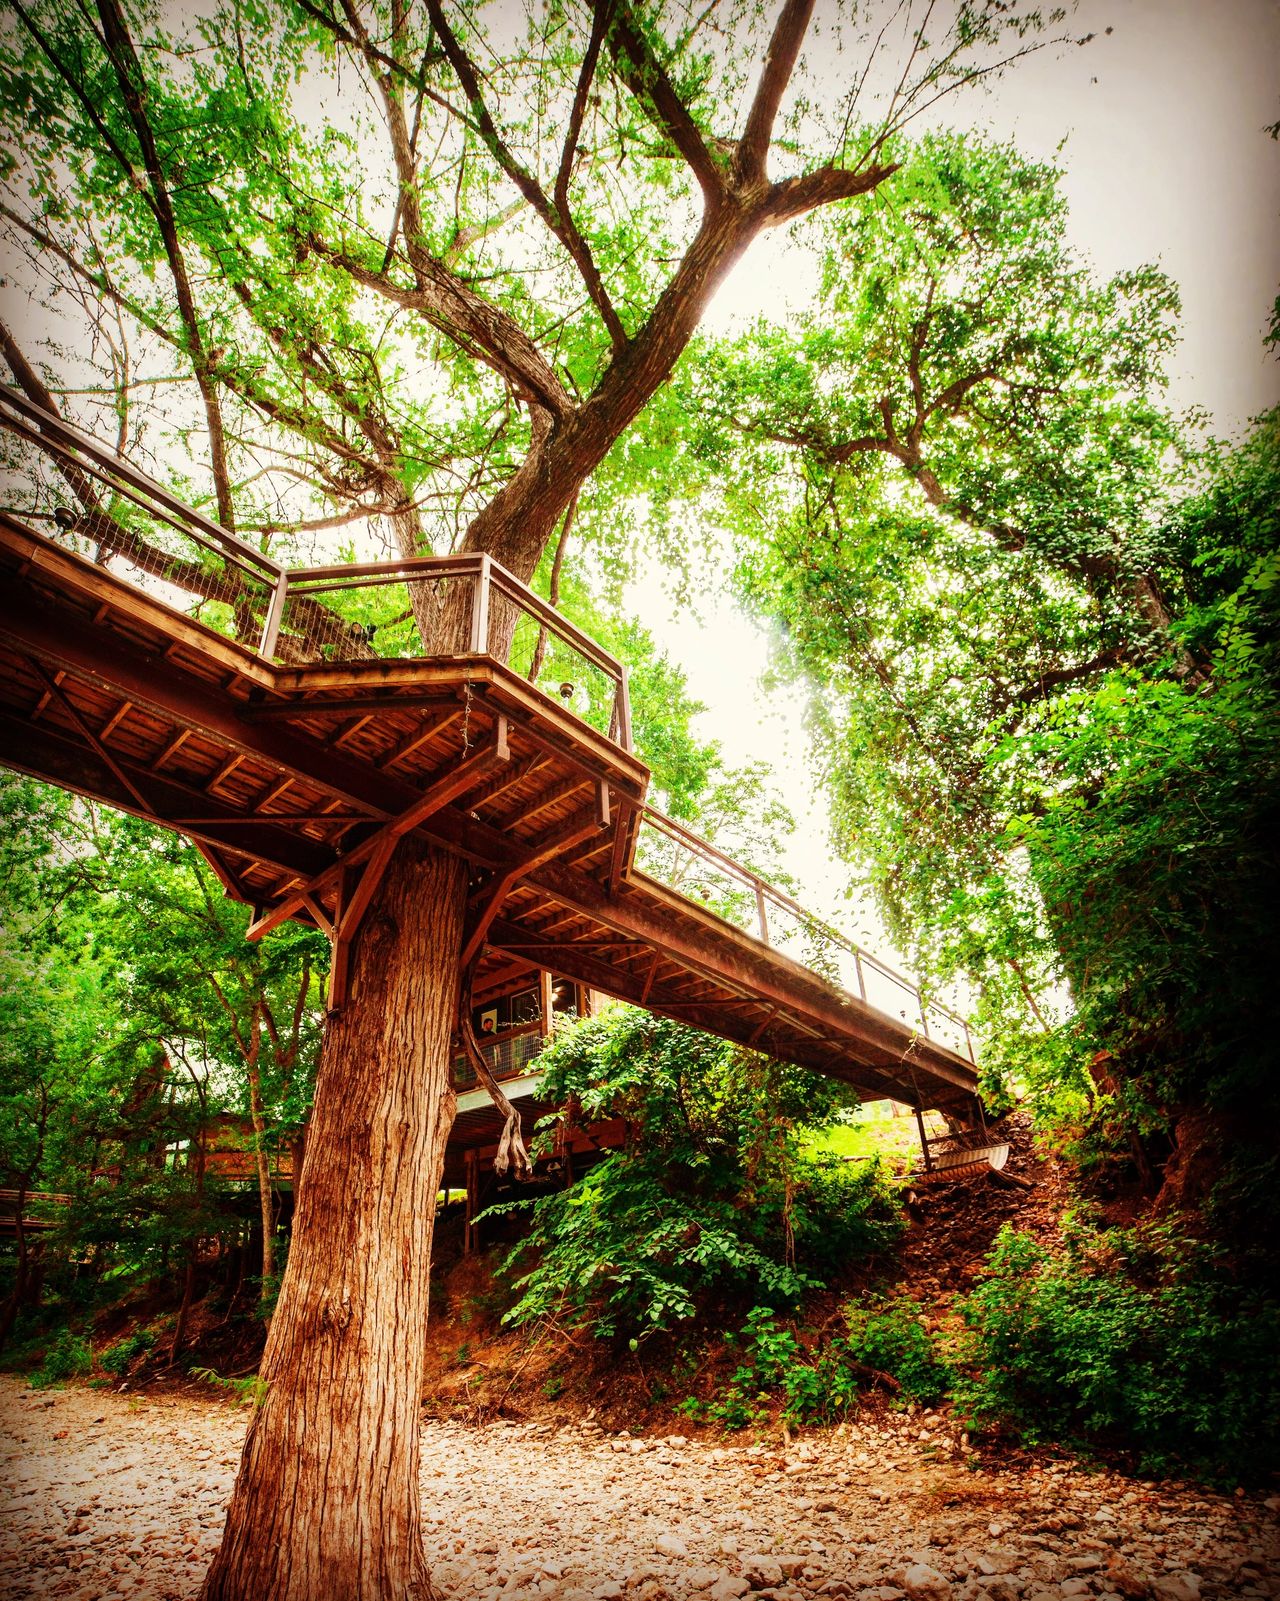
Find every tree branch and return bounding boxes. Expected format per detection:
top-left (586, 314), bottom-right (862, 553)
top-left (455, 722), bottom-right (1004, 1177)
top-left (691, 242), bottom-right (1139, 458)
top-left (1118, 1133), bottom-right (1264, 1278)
top-left (762, 159), bottom-right (899, 226)
top-left (306, 230), bottom-right (571, 418)
top-left (94, 0), bottom-right (237, 530)
top-left (425, 0), bottom-right (626, 350)
top-left (605, 2), bottom-right (726, 207)
top-left (732, 0), bottom-right (815, 185)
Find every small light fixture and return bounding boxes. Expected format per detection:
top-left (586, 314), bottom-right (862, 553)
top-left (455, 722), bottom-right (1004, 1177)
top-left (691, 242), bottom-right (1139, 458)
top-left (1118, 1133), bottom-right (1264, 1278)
top-left (558, 682), bottom-right (574, 701)
top-left (54, 507), bottom-right (76, 530)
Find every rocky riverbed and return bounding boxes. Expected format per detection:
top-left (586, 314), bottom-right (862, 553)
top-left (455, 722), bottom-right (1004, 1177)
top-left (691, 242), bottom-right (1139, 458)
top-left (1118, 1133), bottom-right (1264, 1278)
top-left (1, 1378), bottom-right (1276, 1601)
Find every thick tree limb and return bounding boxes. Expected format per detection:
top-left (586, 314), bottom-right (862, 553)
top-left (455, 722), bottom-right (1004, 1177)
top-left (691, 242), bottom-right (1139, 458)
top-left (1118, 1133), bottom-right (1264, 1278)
top-left (605, 3), bottom-right (727, 207)
top-left (732, 0), bottom-right (816, 185)
top-left (762, 160), bottom-right (899, 226)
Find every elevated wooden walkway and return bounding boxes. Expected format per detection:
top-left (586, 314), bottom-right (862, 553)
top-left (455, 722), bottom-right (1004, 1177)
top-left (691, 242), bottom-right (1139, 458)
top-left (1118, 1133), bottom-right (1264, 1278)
top-left (0, 387), bottom-right (981, 1123)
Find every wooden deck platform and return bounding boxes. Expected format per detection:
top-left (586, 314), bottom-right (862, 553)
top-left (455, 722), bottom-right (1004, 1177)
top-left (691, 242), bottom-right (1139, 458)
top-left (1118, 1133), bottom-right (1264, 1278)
top-left (0, 390), bottom-right (982, 1126)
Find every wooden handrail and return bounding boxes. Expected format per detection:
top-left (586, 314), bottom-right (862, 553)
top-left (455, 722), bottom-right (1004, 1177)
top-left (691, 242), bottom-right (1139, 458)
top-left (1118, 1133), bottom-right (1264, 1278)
top-left (637, 806), bottom-right (973, 1057)
top-left (0, 385), bottom-right (282, 578)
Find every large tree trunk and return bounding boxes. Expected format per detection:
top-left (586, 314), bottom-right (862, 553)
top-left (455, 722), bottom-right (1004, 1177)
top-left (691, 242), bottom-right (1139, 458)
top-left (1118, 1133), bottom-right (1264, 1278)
top-left (201, 840), bottom-right (466, 1601)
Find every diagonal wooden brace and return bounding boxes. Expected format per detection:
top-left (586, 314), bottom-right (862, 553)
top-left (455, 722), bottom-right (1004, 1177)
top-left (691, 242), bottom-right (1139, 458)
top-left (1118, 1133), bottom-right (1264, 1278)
top-left (457, 785), bottom-right (611, 972)
top-left (245, 719), bottom-right (511, 1010)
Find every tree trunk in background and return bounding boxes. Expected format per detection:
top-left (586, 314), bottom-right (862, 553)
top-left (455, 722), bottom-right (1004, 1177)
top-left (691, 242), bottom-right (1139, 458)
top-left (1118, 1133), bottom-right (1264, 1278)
top-left (200, 840), bottom-right (466, 1601)
top-left (245, 1047), bottom-right (275, 1298)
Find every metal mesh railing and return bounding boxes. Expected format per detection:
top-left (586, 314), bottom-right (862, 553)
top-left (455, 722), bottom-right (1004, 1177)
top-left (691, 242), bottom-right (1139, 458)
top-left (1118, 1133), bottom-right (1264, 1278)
top-left (452, 1027), bottom-right (545, 1091)
top-left (0, 387), bottom-right (631, 747)
top-left (0, 386), bottom-right (280, 649)
top-left (635, 808), bottom-right (975, 1062)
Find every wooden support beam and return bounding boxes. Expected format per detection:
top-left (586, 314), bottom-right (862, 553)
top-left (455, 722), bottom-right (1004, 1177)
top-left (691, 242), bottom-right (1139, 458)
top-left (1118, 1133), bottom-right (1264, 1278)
top-left (239, 692), bottom-right (459, 721)
top-left (496, 772), bottom-right (587, 829)
top-left (151, 727), bottom-right (190, 773)
top-left (205, 752), bottom-right (245, 795)
top-left (193, 841), bottom-right (246, 900)
top-left (607, 800), bottom-right (632, 895)
top-left (29, 660), bottom-right (152, 812)
top-left (375, 706), bottom-right (464, 772)
top-left (0, 709), bottom-right (329, 881)
top-left (247, 723), bottom-right (510, 948)
top-left (99, 699), bottom-right (133, 742)
top-left (458, 804), bottom-right (608, 972)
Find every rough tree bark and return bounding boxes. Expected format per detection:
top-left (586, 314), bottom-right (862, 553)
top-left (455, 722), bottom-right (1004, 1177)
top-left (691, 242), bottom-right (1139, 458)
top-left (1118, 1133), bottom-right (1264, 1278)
top-left (200, 840), bottom-right (466, 1601)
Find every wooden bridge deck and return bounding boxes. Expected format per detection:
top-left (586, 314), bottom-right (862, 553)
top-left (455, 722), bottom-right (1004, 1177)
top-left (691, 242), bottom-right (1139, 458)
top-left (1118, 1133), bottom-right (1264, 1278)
top-left (0, 392), bottom-right (981, 1123)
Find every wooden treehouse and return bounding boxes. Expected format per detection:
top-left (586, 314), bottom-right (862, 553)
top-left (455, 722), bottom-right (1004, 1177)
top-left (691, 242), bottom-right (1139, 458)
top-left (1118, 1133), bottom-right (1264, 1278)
top-left (0, 385), bottom-right (984, 1199)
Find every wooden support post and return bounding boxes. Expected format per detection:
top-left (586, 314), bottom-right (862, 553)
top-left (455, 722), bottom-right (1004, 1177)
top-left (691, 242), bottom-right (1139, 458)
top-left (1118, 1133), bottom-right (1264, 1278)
top-left (464, 1149), bottom-right (479, 1255)
top-left (853, 949), bottom-right (867, 1002)
top-left (914, 1103), bottom-right (934, 1173)
top-left (469, 555), bottom-right (492, 653)
top-left (259, 573), bottom-right (289, 660)
top-left (615, 663), bottom-right (632, 751)
top-left (539, 969), bottom-right (554, 1038)
top-left (754, 884), bottom-right (770, 945)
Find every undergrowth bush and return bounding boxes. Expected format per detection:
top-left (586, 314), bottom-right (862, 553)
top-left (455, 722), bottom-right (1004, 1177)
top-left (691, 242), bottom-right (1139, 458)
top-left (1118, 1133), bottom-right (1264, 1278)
top-left (843, 1299), bottom-right (950, 1405)
top-left (494, 1011), bottom-right (903, 1343)
top-left (692, 1299), bottom-right (950, 1430)
top-left (98, 1327), bottom-right (156, 1376)
top-left (29, 1329), bottom-right (92, 1388)
top-left (954, 1220), bottom-right (1280, 1479)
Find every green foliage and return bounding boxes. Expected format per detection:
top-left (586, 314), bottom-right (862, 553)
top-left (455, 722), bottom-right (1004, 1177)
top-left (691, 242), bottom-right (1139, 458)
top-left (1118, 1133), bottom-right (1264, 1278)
top-left (0, 776), bottom-right (325, 1330)
top-left (843, 1300), bottom-right (949, 1405)
top-left (97, 1327), bottom-right (156, 1376)
top-left (709, 1307), bottom-right (860, 1429)
top-left (495, 1011), bottom-right (901, 1342)
top-left (702, 1298), bottom-right (948, 1430)
top-left (498, 1150), bottom-right (815, 1342)
top-left (955, 1222), bottom-right (1280, 1479)
top-left (189, 1367), bottom-right (270, 1408)
top-left (29, 1329), bottom-right (92, 1388)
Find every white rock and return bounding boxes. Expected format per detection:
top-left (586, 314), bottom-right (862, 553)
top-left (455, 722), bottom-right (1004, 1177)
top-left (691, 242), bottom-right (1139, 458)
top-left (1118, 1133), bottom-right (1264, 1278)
top-left (654, 1532), bottom-right (687, 1559)
top-left (901, 1563), bottom-right (952, 1601)
top-left (708, 1579), bottom-right (752, 1601)
top-left (1153, 1578), bottom-right (1201, 1601)
top-left (743, 1555), bottom-right (784, 1588)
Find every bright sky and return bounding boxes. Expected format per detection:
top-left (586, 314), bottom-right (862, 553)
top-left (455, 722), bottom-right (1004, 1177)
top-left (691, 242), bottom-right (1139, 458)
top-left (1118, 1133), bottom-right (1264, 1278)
top-left (626, 0), bottom-right (1280, 946)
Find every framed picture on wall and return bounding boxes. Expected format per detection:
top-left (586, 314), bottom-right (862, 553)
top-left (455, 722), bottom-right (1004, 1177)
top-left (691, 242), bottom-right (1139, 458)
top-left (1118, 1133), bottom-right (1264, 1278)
top-left (478, 1008), bottom-right (498, 1038)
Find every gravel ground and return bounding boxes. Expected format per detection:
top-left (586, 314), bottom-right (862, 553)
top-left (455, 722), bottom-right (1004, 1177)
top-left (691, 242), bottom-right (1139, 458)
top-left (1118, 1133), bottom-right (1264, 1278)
top-left (1, 1378), bottom-right (1276, 1601)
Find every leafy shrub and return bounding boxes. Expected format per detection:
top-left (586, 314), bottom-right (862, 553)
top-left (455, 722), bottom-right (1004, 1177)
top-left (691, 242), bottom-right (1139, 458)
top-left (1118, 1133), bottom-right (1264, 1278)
top-left (843, 1299), bottom-right (950, 1405)
top-left (495, 1012), bottom-right (902, 1342)
top-left (499, 1156), bottom-right (815, 1340)
top-left (701, 1303), bottom-right (948, 1430)
top-left (97, 1327), bottom-right (156, 1376)
top-left (29, 1329), bottom-right (92, 1388)
top-left (954, 1221), bottom-right (1280, 1478)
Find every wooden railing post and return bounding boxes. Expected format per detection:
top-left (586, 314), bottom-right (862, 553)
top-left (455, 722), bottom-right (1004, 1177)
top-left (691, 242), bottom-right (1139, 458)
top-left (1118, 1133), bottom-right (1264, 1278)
top-left (853, 948), bottom-right (867, 1002)
top-left (469, 554), bottom-right (492, 654)
top-left (615, 662), bottom-right (632, 751)
top-left (754, 884), bottom-right (770, 945)
top-left (258, 572), bottom-right (289, 660)
top-left (918, 988), bottom-right (930, 1037)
